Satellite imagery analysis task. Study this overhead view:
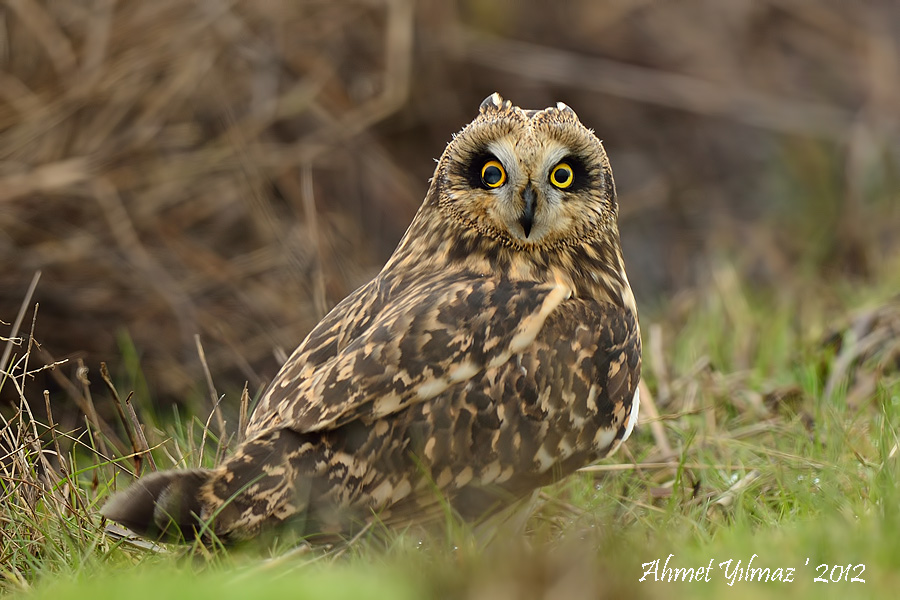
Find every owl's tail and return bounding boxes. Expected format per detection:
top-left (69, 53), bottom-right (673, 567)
top-left (101, 468), bottom-right (211, 541)
top-left (102, 429), bottom-right (313, 542)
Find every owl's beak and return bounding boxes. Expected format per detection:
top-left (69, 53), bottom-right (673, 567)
top-left (519, 183), bottom-right (536, 238)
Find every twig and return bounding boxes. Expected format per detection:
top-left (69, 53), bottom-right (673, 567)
top-left (195, 334), bottom-right (226, 439)
top-left (0, 271), bottom-right (40, 378)
top-left (330, 521), bottom-right (373, 562)
top-left (710, 469), bottom-right (762, 510)
top-left (301, 164), bottom-right (328, 319)
top-left (20, 302), bottom-right (43, 442)
top-left (638, 379), bottom-right (673, 457)
top-left (42, 390), bottom-right (92, 522)
top-left (580, 462), bottom-right (757, 473)
top-left (717, 438), bottom-right (829, 468)
top-left (73, 358), bottom-right (113, 460)
top-left (238, 382), bottom-right (250, 444)
top-left (124, 391), bottom-right (157, 472)
top-left (42, 390), bottom-right (65, 474)
top-left (99, 362), bottom-right (142, 474)
top-left (198, 394), bottom-right (225, 468)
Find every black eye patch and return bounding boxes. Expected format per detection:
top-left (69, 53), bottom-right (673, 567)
top-left (464, 150), bottom-right (502, 189)
top-left (553, 155), bottom-right (592, 193)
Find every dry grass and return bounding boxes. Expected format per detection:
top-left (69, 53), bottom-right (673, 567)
top-left (1, 0), bottom-right (899, 417)
top-left (1, 3), bottom-right (900, 596)
top-left (3, 260), bottom-right (900, 596)
top-left (1, 0), bottom-right (418, 408)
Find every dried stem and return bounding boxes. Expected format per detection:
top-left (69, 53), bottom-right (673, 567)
top-left (99, 362), bottom-right (142, 474)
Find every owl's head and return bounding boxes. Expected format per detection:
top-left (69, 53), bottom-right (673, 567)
top-left (432, 92), bottom-right (618, 251)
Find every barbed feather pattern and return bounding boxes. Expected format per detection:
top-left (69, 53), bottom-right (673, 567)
top-left (102, 93), bottom-right (642, 542)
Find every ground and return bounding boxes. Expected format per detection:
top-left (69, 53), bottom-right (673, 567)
top-left (3, 253), bottom-right (899, 600)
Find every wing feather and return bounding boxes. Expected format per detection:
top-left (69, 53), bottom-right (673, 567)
top-left (248, 274), bottom-right (573, 436)
top-left (347, 294), bottom-right (641, 525)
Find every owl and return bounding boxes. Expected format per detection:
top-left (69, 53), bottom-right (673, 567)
top-left (102, 93), bottom-right (642, 542)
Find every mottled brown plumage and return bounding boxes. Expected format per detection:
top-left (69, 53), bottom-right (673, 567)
top-left (102, 93), bottom-right (642, 542)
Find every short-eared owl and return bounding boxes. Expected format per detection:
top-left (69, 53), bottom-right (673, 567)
top-left (103, 93), bottom-right (642, 542)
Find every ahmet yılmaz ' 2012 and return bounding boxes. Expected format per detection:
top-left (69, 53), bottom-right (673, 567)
top-left (639, 554), bottom-right (797, 585)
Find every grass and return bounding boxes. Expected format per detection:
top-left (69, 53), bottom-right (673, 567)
top-left (3, 3), bottom-right (898, 597)
top-left (2, 258), bottom-right (899, 599)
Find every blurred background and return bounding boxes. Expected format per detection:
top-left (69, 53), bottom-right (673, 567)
top-left (1, 0), bottom-right (898, 416)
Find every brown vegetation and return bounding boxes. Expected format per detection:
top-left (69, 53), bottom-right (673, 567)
top-left (1, 0), bottom-right (898, 416)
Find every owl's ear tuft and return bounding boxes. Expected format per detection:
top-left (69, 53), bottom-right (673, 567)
top-left (555, 102), bottom-right (577, 117)
top-left (479, 92), bottom-right (512, 114)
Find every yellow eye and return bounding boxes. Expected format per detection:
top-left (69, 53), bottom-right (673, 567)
top-left (550, 162), bottom-right (574, 189)
top-left (481, 160), bottom-right (507, 188)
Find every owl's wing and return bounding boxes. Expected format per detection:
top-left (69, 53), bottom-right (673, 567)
top-left (247, 280), bottom-right (383, 435)
top-left (248, 274), bottom-right (584, 436)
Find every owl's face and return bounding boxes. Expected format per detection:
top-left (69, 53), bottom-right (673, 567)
top-left (436, 93), bottom-right (617, 251)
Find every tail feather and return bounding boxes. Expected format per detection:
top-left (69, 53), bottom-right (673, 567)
top-left (101, 469), bottom-right (210, 541)
top-left (102, 430), bottom-right (315, 543)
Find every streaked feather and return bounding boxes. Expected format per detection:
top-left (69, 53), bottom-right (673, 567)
top-left (102, 93), bottom-right (642, 542)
